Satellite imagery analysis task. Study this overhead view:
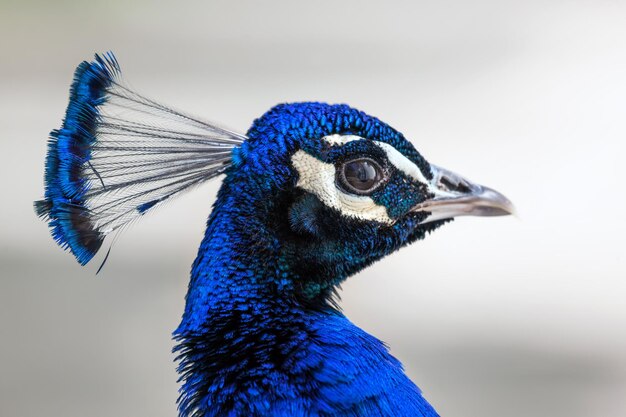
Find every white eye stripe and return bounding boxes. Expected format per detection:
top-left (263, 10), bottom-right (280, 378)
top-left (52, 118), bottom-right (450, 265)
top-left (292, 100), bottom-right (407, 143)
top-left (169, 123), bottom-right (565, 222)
top-left (372, 142), bottom-right (430, 184)
top-left (291, 150), bottom-right (393, 224)
top-left (322, 134), bottom-right (430, 185)
top-left (323, 134), bottom-right (362, 145)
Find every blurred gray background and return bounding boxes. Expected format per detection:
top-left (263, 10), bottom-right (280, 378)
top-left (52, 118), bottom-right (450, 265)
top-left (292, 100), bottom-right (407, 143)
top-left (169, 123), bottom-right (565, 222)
top-left (1, 1), bottom-right (625, 416)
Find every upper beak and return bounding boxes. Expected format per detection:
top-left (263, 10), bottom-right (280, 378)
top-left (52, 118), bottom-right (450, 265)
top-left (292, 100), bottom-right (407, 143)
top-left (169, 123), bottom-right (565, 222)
top-left (412, 164), bottom-right (515, 224)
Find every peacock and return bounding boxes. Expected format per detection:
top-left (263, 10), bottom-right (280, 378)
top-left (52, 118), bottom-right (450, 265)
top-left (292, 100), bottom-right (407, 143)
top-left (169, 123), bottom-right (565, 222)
top-left (35, 53), bottom-right (513, 417)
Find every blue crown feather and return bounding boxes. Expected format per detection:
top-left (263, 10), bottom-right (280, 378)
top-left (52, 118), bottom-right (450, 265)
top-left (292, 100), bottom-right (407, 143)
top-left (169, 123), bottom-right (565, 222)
top-left (35, 53), bottom-right (245, 265)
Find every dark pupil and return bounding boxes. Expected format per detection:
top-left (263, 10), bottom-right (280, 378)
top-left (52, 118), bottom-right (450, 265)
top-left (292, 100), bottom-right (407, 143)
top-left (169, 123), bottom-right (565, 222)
top-left (344, 160), bottom-right (380, 191)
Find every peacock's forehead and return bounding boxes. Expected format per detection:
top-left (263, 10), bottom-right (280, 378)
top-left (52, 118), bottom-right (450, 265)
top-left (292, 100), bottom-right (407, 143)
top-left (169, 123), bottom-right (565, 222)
top-left (245, 102), bottom-right (431, 173)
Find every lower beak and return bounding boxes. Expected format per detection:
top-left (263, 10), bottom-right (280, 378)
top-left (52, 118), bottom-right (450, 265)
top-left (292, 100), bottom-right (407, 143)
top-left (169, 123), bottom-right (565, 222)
top-left (412, 164), bottom-right (515, 224)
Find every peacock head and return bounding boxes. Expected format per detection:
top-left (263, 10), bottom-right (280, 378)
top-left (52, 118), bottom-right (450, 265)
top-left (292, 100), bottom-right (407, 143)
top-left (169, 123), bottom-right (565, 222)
top-left (36, 54), bottom-right (513, 299)
top-left (215, 102), bottom-right (514, 296)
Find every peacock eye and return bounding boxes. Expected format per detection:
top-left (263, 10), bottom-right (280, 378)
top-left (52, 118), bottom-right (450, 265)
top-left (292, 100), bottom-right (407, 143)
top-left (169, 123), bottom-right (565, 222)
top-left (338, 158), bottom-right (385, 195)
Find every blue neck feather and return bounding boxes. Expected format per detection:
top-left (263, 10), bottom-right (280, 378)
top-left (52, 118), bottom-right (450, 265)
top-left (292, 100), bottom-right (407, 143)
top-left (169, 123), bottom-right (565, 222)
top-left (173, 167), bottom-right (439, 417)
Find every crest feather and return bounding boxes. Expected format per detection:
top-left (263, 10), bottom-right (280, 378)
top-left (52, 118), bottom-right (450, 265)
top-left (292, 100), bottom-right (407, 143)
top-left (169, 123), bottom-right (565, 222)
top-left (35, 52), bottom-right (245, 265)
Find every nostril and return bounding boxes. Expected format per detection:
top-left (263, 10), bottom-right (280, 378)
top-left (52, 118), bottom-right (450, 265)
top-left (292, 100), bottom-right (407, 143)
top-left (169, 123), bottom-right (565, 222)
top-left (439, 176), bottom-right (472, 194)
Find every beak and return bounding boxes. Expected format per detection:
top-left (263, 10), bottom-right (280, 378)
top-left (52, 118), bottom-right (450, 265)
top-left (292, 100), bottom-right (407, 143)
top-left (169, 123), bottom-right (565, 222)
top-left (412, 164), bottom-right (515, 224)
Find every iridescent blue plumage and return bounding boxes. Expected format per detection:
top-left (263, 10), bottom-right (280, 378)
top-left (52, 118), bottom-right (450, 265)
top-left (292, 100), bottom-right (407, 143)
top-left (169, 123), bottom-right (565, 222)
top-left (37, 54), bottom-right (514, 417)
top-left (35, 53), bottom-right (119, 264)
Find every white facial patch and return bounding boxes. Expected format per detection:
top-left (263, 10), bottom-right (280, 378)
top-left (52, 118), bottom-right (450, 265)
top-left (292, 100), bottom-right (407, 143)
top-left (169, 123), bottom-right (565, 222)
top-left (291, 150), bottom-right (394, 224)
